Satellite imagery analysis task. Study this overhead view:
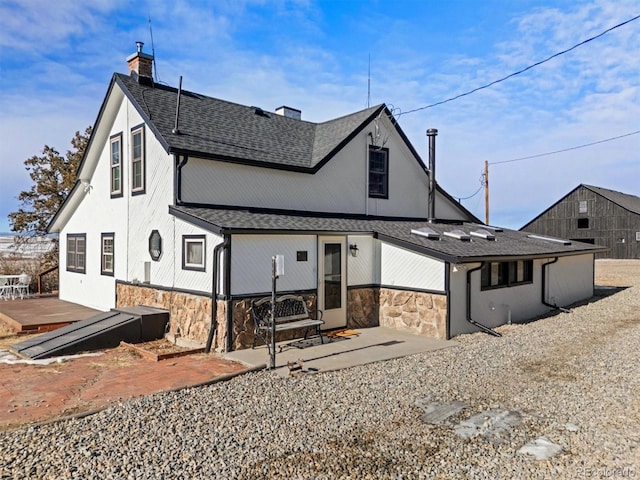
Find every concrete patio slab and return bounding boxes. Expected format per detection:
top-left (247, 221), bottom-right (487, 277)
top-left (223, 326), bottom-right (457, 376)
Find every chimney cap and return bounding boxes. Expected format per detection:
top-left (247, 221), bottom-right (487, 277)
top-left (126, 42), bottom-right (154, 62)
top-left (426, 128), bottom-right (438, 136)
top-left (275, 106), bottom-right (302, 120)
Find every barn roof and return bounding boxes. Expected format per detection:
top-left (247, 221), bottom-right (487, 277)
top-left (582, 185), bottom-right (640, 215)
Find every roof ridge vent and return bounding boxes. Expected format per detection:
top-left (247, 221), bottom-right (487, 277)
top-left (411, 227), bottom-right (440, 240)
top-left (444, 229), bottom-right (471, 241)
top-left (252, 106), bottom-right (270, 117)
top-left (470, 229), bottom-right (496, 241)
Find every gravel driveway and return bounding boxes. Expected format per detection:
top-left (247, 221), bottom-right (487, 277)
top-left (1, 260), bottom-right (638, 479)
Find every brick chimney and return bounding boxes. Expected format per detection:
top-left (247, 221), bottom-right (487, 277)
top-left (127, 41), bottom-right (153, 84)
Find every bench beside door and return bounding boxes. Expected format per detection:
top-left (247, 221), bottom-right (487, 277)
top-left (317, 236), bottom-right (347, 330)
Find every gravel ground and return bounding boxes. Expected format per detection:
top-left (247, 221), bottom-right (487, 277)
top-left (1, 260), bottom-right (639, 479)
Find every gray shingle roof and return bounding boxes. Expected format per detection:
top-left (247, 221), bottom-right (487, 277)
top-left (170, 205), bottom-right (606, 263)
top-left (583, 185), bottom-right (640, 215)
top-left (115, 73), bottom-right (384, 171)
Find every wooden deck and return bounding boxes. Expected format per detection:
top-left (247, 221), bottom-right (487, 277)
top-left (0, 296), bottom-right (101, 333)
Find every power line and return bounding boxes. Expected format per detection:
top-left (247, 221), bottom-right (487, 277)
top-left (398, 14), bottom-right (640, 116)
top-left (450, 170), bottom-right (486, 201)
top-left (490, 129), bottom-right (640, 166)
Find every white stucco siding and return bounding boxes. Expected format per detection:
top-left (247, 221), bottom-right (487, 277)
top-left (57, 97), bottom-right (136, 311)
top-left (347, 235), bottom-right (377, 286)
top-left (434, 191), bottom-right (471, 221)
top-left (125, 102), bottom-right (176, 285)
top-left (365, 118), bottom-right (431, 217)
top-left (380, 243), bottom-right (445, 291)
top-left (448, 255), bottom-right (595, 337)
top-left (181, 123), bottom-right (438, 218)
top-left (169, 220), bottom-right (222, 294)
top-left (545, 254), bottom-right (594, 306)
top-left (230, 235), bottom-right (317, 295)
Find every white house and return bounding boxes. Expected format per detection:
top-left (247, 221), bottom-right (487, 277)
top-left (48, 45), bottom-right (606, 352)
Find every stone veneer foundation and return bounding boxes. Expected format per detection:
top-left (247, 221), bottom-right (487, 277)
top-left (348, 287), bottom-right (447, 339)
top-left (117, 284), bottom-right (446, 352)
top-left (230, 294), bottom-right (318, 351)
top-left (116, 283), bottom-right (227, 352)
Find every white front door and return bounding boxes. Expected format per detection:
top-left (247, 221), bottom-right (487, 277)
top-left (317, 236), bottom-right (347, 330)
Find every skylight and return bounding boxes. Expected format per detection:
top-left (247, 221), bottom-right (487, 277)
top-left (527, 234), bottom-right (572, 246)
top-left (480, 225), bottom-right (504, 232)
top-left (411, 227), bottom-right (440, 240)
top-left (470, 229), bottom-right (496, 241)
top-left (444, 229), bottom-right (471, 241)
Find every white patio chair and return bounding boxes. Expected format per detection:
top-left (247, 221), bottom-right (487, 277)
top-left (0, 278), bottom-right (12, 300)
top-left (12, 274), bottom-right (31, 299)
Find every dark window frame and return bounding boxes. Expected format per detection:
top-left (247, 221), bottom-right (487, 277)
top-left (481, 260), bottom-right (533, 290)
top-left (66, 233), bottom-right (86, 274)
top-left (182, 235), bottom-right (206, 272)
top-left (368, 145), bottom-right (389, 199)
top-left (101, 233), bottom-right (115, 276)
top-left (110, 132), bottom-right (123, 198)
top-left (131, 124), bottom-right (146, 195)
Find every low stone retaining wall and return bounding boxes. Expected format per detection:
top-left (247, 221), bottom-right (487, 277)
top-left (379, 288), bottom-right (447, 339)
top-left (116, 284), bottom-right (446, 352)
top-left (116, 283), bottom-right (228, 352)
top-left (348, 287), bottom-right (380, 329)
top-left (348, 287), bottom-right (446, 339)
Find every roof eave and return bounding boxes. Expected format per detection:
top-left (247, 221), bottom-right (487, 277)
top-left (114, 75), bottom-right (171, 154)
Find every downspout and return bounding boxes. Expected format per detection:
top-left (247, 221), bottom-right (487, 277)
top-left (225, 239), bottom-right (233, 352)
top-left (175, 155), bottom-right (189, 205)
top-left (205, 234), bottom-right (230, 353)
top-left (541, 257), bottom-right (571, 313)
top-left (466, 262), bottom-right (502, 337)
top-left (445, 262), bottom-right (451, 340)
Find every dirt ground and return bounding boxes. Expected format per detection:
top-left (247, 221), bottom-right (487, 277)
top-left (593, 258), bottom-right (640, 286)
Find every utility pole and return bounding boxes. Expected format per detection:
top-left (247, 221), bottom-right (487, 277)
top-left (484, 160), bottom-right (490, 225)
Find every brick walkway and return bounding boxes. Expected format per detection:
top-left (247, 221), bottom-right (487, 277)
top-left (0, 344), bottom-right (251, 431)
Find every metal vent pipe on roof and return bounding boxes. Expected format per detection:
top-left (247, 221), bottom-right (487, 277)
top-left (427, 128), bottom-right (438, 223)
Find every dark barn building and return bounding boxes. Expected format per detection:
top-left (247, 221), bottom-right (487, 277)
top-left (521, 184), bottom-right (640, 259)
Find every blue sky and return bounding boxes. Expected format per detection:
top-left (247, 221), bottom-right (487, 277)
top-left (1, 0), bottom-right (638, 233)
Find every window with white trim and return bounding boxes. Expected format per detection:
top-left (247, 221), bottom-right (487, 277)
top-left (131, 125), bottom-right (145, 194)
top-left (101, 233), bottom-right (114, 276)
top-left (110, 133), bottom-right (122, 196)
top-left (182, 235), bottom-right (206, 271)
top-left (67, 234), bottom-right (86, 273)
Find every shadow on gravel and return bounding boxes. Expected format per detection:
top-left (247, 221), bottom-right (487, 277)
top-left (516, 285), bottom-right (628, 325)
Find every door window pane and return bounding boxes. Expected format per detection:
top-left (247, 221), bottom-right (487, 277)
top-left (324, 243), bottom-right (341, 309)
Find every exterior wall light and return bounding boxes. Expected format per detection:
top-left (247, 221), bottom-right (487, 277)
top-left (349, 243), bottom-right (359, 257)
top-left (149, 230), bottom-right (162, 261)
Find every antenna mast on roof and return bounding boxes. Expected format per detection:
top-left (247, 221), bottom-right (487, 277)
top-left (148, 13), bottom-right (159, 82)
top-left (367, 53), bottom-right (371, 108)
